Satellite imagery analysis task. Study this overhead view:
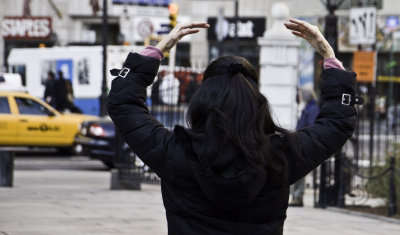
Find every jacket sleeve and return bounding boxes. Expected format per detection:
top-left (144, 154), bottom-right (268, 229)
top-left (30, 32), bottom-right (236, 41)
top-left (107, 52), bottom-right (174, 178)
top-left (288, 68), bottom-right (358, 184)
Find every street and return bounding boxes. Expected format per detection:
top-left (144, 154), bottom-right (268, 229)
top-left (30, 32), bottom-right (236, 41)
top-left (0, 154), bottom-right (399, 234)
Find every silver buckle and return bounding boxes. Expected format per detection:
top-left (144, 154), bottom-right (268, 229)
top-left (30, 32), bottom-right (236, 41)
top-left (118, 67), bottom-right (130, 78)
top-left (341, 93), bottom-right (351, 105)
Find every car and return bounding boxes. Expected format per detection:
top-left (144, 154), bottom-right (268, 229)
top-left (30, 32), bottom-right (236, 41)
top-left (75, 117), bottom-right (145, 169)
top-left (0, 90), bottom-right (98, 153)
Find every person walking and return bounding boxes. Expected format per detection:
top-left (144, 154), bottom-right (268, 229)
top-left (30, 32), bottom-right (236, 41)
top-left (43, 71), bottom-right (56, 107)
top-left (107, 19), bottom-right (359, 234)
top-left (54, 70), bottom-right (68, 112)
top-left (289, 86), bottom-right (320, 207)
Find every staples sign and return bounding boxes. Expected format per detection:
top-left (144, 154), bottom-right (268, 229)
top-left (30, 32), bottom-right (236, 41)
top-left (2, 17), bottom-right (52, 40)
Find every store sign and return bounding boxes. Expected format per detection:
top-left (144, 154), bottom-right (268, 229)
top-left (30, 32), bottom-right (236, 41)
top-left (207, 17), bottom-right (265, 41)
top-left (2, 16), bottom-right (52, 40)
top-left (349, 7), bottom-right (376, 45)
top-left (353, 51), bottom-right (376, 83)
top-left (112, 0), bottom-right (170, 6)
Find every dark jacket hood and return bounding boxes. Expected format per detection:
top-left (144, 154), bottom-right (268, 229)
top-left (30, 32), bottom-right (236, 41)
top-left (174, 126), bottom-right (268, 212)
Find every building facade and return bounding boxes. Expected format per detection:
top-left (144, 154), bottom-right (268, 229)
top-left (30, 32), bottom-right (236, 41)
top-left (0, 0), bottom-right (320, 72)
top-left (2, 0), bottom-right (400, 68)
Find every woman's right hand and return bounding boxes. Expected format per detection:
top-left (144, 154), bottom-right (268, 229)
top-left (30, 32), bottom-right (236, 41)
top-left (284, 19), bottom-right (335, 59)
top-left (155, 22), bottom-right (210, 53)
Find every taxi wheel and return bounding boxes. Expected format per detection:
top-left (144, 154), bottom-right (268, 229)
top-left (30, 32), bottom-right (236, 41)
top-left (57, 147), bottom-right (74, 155)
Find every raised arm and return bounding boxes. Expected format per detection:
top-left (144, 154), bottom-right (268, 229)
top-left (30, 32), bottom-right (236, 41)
top-left (285, 18), bottom-right (335, 59)
top-left (284, 19), bottom-right (359, 183)
top-left (107, 22), bottom-right (209, 177)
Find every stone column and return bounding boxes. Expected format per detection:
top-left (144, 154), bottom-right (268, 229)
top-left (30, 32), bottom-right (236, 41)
top-left (258, 2), bottom-right (300, 130)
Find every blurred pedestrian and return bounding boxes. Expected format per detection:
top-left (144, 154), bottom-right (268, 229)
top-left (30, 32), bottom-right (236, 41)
top-left (107, 20), bottom-right (359, 234)
top-left (43, 71), bottom-right (56, 107)
top-left (64, 72), bottom-right (81, 113)
top-left (54, 70), bottom-right (81, 113)
top-left (289, 86), bottom-right (320, 207)
top-left (54, 70), bottom-right (68, 112)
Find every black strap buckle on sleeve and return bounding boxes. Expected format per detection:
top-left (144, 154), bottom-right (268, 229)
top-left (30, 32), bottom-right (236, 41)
top-left (110, 67), bottom-right (131, 78)
top-left (341, 93), bottom-right (364, 106)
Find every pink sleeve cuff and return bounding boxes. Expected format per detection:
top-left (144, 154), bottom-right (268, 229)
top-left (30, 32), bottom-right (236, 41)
top-left (324, 58), bottom-right (345, 70)
top-left (139, 46), bottom-right (164, 61)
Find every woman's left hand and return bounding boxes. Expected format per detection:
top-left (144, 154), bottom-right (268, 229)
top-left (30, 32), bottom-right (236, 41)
top-left (155, 22), bottom-right (210, 53)
top-left (284, 19), bottom-right (335, 59)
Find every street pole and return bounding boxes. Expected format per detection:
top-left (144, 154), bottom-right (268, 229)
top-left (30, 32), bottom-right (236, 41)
top-left (216, 7), bottom-right (225, 57)
top-left (319, 0), bottom-right (345, 208)
top-left (99, 0), bottom-right (108, 117)
top-left (234, 0), bottom-right (239, 55)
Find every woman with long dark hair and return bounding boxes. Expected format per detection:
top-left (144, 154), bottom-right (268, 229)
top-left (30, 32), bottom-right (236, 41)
top-left (108, 19), bottom-right (359, 234)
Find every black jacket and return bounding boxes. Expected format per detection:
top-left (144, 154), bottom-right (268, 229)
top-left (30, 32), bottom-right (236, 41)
top-left (107, 53), bottom-right (357, 235)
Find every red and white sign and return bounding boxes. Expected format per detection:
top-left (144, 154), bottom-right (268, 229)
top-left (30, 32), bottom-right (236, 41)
top-left (2, 16), bottom-right (52, 40)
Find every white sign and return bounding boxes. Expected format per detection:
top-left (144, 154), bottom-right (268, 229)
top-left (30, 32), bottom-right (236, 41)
top-left (2, 17), bottom-right (52, 39)
top-left (349, 7), bottom-right (376, 45)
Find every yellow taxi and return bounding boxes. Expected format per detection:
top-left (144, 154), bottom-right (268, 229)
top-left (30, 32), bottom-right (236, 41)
top-left (0, 90), bottom-right (98, 152)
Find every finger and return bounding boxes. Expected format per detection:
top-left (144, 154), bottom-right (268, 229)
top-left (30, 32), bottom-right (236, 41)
top-left (284, 22), bottom-right (307, 33)
top-left (180, 22), bottom-right (210, 30)
top-left (287, 19), bottom-right (316, 34)
top-left (292, 31), bottom-right (311, 41)
top-left (284, 22), bottom-right (301, 31)
top-left (289, 18), bottom-right (312, 28)
top-left (175, 28), bottom-right (200, 39)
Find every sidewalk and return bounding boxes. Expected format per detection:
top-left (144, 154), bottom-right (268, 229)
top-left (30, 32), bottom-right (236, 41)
top-left (0, 158), bottom-right (399, 235)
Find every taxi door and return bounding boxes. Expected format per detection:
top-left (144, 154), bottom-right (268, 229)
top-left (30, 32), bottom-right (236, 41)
top-left (0, 95), bottom-right (17, 144)
top-left (13, 96), bottom-right (66, 146)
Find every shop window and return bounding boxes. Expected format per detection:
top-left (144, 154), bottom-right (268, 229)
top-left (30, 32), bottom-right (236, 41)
top-left (10, 65), bottom-right (26, 86)
top-left (209, 41), bottom-right (261, 71)
top-left (89, 24), bottom-right (120, 45)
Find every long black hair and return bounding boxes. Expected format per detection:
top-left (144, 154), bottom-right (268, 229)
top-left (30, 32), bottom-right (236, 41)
top-left (187, 56), bottom-right (289, 171)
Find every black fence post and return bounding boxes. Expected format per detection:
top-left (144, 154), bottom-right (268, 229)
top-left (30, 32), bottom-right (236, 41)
top-left (368, 85), bottom-right (376, 176)
top-left (313, 169), bottom-right (318, 207)
top-left (318, 162), bottom-right (327, 208)
top-left (389, 156), bottom-right (397, 216)
top-left (337, 152), bottom-right (345, 207)
top-left (0, 150), bottom-right (14, 187)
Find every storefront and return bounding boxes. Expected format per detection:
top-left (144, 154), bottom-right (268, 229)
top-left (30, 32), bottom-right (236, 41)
top-left (2, 16), bottom-right (55, 85)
